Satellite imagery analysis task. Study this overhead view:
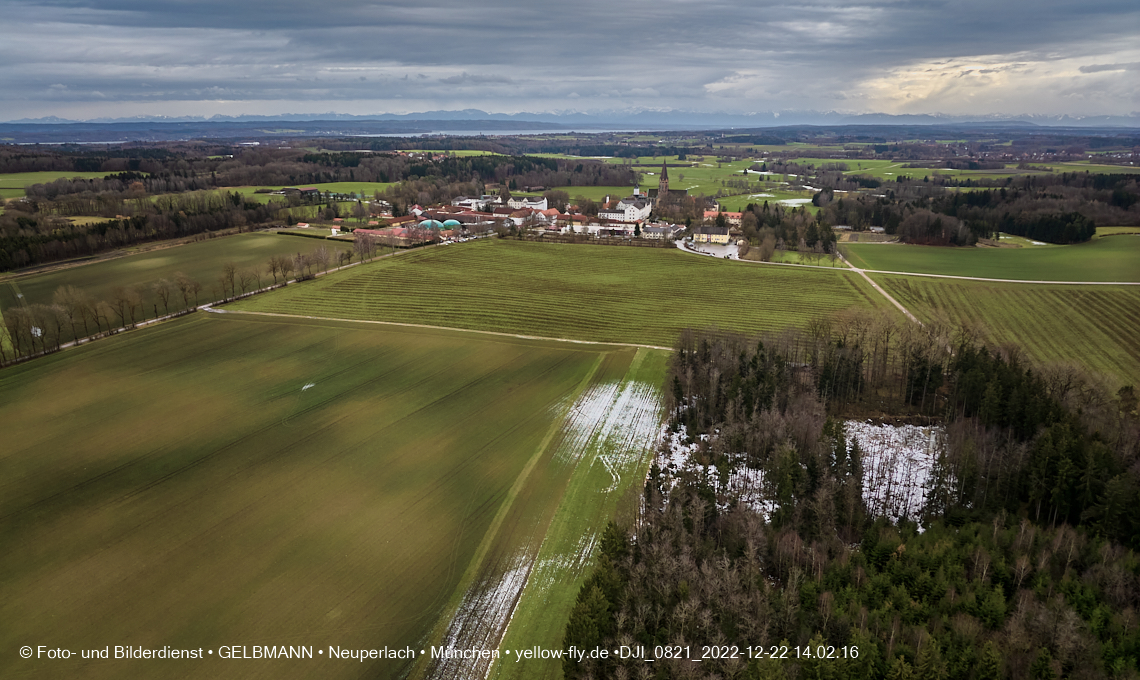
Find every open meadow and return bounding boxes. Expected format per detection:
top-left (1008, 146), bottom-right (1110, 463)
top-left (873, 273), bottom-right (1140, 387)
top-left (1, 232), bottom-right (352, 319)
top-left (842, 234), bottom-right (1140, 282)
top-left (0, 311), bottom-right (664, 679)
top-left (0, 171), bottom-right (123, 199)
top-left (228, 239), bottom-right (896, 347)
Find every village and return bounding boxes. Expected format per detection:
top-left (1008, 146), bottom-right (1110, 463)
top-left (282, 161), bottom-right (744, 248)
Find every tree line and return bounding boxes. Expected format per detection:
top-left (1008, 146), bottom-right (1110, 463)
top-left (0, 239), bottom-right (379, 365)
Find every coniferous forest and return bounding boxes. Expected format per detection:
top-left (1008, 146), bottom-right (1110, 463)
top-left (564, 328), bottom-right (1139, 680)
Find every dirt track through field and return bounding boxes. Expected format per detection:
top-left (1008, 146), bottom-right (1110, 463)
top-left (207, 307), bottom-right (674, 351)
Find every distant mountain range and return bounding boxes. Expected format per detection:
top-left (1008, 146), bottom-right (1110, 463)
top-left (6, 109), bottom-right (1140, 128)
top-left (0, 109), bottom-right (1136, 144)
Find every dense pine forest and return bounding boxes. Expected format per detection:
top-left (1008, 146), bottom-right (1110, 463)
top-left (564, 328), bottom-right (1139, 679)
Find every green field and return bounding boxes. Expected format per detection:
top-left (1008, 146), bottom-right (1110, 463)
top-left (231, 182), bottom-right (398, 202)
top-left (842, 235), bottom-right (1140, 282)
top-left (489, 349), bottom-right (665, 680)
top-left (0, 232), bottom-right (351, 318)
top-left (0, 311), bottom-right (664, 679)
top-left (0, 170), bottom-right (122, 198)
top-left (875, 274), bottom-right (1140, 387)
top-left (228, 239), bottom-right (896, 347)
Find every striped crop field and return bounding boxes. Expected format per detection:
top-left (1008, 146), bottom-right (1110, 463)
top-left (875, 274), bottom-right (1140, 387)
top-left (228, 239), bottom-right (896, 347)
top-left (843, 235), bottom-right (1140, 282)
top-left (0, 311), bottom-right (666, 680)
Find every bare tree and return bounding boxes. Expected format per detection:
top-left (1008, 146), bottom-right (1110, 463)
top-left (110, 286), bottom-right (130, 327)
top-left (280, 255), bottom-right (295, 282)
top-left (267, 256), bottom-right (282, 284)
top-left (125, 285), bottom-right (143, 324)
top-left (353, 231), bottom-right (377, 261)
top-left (293, 252), bottom-right (310, 279)
top-left (311, 246), bottom-right (330, 273)
top-left (3, 306), bottom-right (30, 357)
top-left (238, 269), bottom-right (256, 295)
top-left (152, 279), bottom-right (173, 316)
top-left (174, 272), bottom-right (194, 309)
top-left (52, 285), bottom-right (89, 340)
top-left (221, 262), bottom-right (237, 298)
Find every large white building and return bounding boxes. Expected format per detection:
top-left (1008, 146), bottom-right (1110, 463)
top-left (598, 195), bottom-right (651, 223)
top-left (451, 195), bottom-right (502, 210)
top-left (507, 196), bottom-right (548, 210)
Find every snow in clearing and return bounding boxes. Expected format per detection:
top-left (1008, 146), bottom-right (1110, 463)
top-left (654, 426), bottom-right (779, 519)
top-left (846, 420), bottom-right (945, 524)
top-left (778, 198), bottom-right (813, 206)
top-left (654, 421), bottom-right (946, 525)
top-left (301, 383), bottom-right (315, 391)
top-left (749, 193), bottom-right (775, 198)
top-left (1030, 240), bottom-right (1046, 246)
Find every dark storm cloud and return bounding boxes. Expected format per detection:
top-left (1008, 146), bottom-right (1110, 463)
top-left (1, 0), bottom-right (1137, 119)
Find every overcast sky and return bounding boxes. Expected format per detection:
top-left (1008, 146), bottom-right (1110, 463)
top-left (1, 0), bottom-right (1137, 121)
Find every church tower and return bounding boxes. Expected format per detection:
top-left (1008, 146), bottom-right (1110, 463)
top-left (657, 160), bottom-right (669, 203)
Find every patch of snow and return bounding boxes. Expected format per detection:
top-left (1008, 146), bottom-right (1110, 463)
top-left (749, 193), bottom-right (775, 198)
top-left (1030, 240), bottom-right (1046, 246)
top-left (846, 420), bottom-right (945, 525)
top-left (654, 420), bottom-right (946, 527)
top-left (778, 198), bottom-right (813, 206)
top-left (301, 383), bottom-right (315, 391)
top-left (431, 550), bottom-right (532, 679)
top-left (553, 381), bottom-right (662, 479)
top-left (431, 379), bottom-right (662, 679)
top-left (653, 426), bottom-right (778, 520)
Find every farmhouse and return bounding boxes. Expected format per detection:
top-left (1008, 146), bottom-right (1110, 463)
top-left (642, 224), bottom-right (684, 240)
top-left (692, 226), bottom-right (732, 244)
top-left (703, 210), bottom-right (743, 226)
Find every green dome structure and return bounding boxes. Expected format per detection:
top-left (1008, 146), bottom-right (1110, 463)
top-left (442, 219), bottom-right (461, 228)
top-left (419, 219), bottom-right (444, 230)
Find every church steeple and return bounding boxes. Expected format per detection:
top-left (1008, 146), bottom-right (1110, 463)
top-left (657, 160), bottom-right (669, 201)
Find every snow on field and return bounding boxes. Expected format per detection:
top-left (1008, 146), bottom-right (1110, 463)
top-left (301, 382), bottom-right (315, 391)
top-left (554, 381), bottom-right (662, 476)
top-left (846, 420), bottom-right (945, 524)
top-left (778, 198), bottom-right (813, 206)
top-left (430, 380), bottom-right (661, 679)
top-left (431, 550), bottom-right (533, 680)
top-left (528, 531), bottom-right (599, 592)
top-left (749, 193), bottom-right (775, 198)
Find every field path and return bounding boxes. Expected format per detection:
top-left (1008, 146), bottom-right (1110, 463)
top-left (837, 253), bottom-right (920, 324)
top-left (207, 308), bottom-right (674, 351)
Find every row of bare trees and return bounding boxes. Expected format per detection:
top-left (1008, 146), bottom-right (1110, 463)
top-left (2, 238), bottom-right (392, 366)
